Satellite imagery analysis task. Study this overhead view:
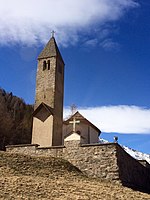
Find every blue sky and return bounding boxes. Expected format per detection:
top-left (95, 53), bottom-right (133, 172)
top-left (0, 0), bottom-right (150, 153)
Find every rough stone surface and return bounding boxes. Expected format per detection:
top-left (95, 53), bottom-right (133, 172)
top-left (32, 36), bottom-right (64, 147)
top-left (116, 145), bottom-right (150, 191)
top-left (1, 151), bottom-right (150, 199)
top-left (6, 141), bottom-right (150, 192)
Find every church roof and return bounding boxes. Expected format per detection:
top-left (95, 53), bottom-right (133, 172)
top-left (33, 102), bottom-right (54, 117)
top-left (64, 111), bottom-right (101, 135)
top-left (38, 36), bottom-right (64, 64)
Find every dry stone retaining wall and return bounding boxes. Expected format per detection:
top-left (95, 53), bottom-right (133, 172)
top-left (6, 141), bottom-right (150, 191)
top-left (116, 145), bottom-right (150, 191)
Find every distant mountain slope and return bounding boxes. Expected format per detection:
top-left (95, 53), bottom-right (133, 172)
top-left (0, 88), bottom-right (33, 150)
top-left (123, 146), bottom-right (150, 164)
top-left (0, 151), bottom-right (150, 199)
top-left (99, 138), bottom-right (150, 164)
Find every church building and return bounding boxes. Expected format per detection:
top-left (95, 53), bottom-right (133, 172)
top-left (5, 35), bottom-right (150, 191)
top-left (31, 35), bottom-right (101, 147)
top-left (63, 111), bottom-right (100, 144)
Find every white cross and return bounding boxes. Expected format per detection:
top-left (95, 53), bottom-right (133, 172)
top-left (69, 117), bottom-right (80, 133)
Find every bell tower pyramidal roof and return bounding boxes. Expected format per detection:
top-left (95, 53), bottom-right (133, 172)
top-left (38, 36), bottom-right (64, 64)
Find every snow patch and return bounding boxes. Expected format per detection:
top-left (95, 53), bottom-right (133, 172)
top-left (99, 138), bottom-right (150, 164)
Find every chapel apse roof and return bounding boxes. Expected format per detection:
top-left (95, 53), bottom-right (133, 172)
top-left (64, 111), bottom-right (101, 135)
top-left (38, 36), bottom-right (64, 64)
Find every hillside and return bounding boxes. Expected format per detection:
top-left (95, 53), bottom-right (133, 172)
top-left (0, 88), bottom-right (33, 150)
top-left (0, 152), bottom-right (150, 200)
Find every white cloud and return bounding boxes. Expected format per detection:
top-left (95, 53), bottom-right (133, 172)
top-left (0, 0), bottom-right (139, 46)
top-left (100, 38), bottom-right (120, 51)
top-left (84, 39), bottom-right (98, 47)
top-left (64, 105), bottom-right (150, 134)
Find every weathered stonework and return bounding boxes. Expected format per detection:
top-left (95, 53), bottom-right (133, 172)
top-left (32, 37), bottom-right (65, 147)
top-left (6, 141), bottom-right (150, 192)
top-left (5, 144), bottom-right (39, 155)
top-left (35, 57), bottom-right (57, 109)
top-left (116, 145), bottom-right (150, 190)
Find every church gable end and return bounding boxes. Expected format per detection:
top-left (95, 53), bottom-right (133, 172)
top-left (63, 111), bottom-right (101, 144)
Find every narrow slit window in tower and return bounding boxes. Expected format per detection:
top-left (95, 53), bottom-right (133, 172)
top-left (43, 61), bottom-right (47, 71)
top-left (48, 60), bottom-right (50, 70)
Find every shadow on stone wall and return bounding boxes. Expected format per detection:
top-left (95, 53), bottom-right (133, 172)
top-left (5, 142), bottom-right (150, 193)
top-left (116, 145), bottom-right (150, 193)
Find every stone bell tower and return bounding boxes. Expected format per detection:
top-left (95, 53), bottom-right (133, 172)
top-left (31, 35), bottom-right (65, 147)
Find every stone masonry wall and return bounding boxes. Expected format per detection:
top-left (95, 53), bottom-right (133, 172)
top-left (6, 141), bottom-right (150, 191)
top-left (6, 144), bottom-right (39, 155)
top-left (63, 141), bottom-right (119, 181)
top-left (6, 141), bottom-right (119, 182)
top-left (116, 145), bottom-right (150, 191)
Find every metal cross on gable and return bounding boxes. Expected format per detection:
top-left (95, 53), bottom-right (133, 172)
top-left (69, 117), bottom-right (80, 133)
